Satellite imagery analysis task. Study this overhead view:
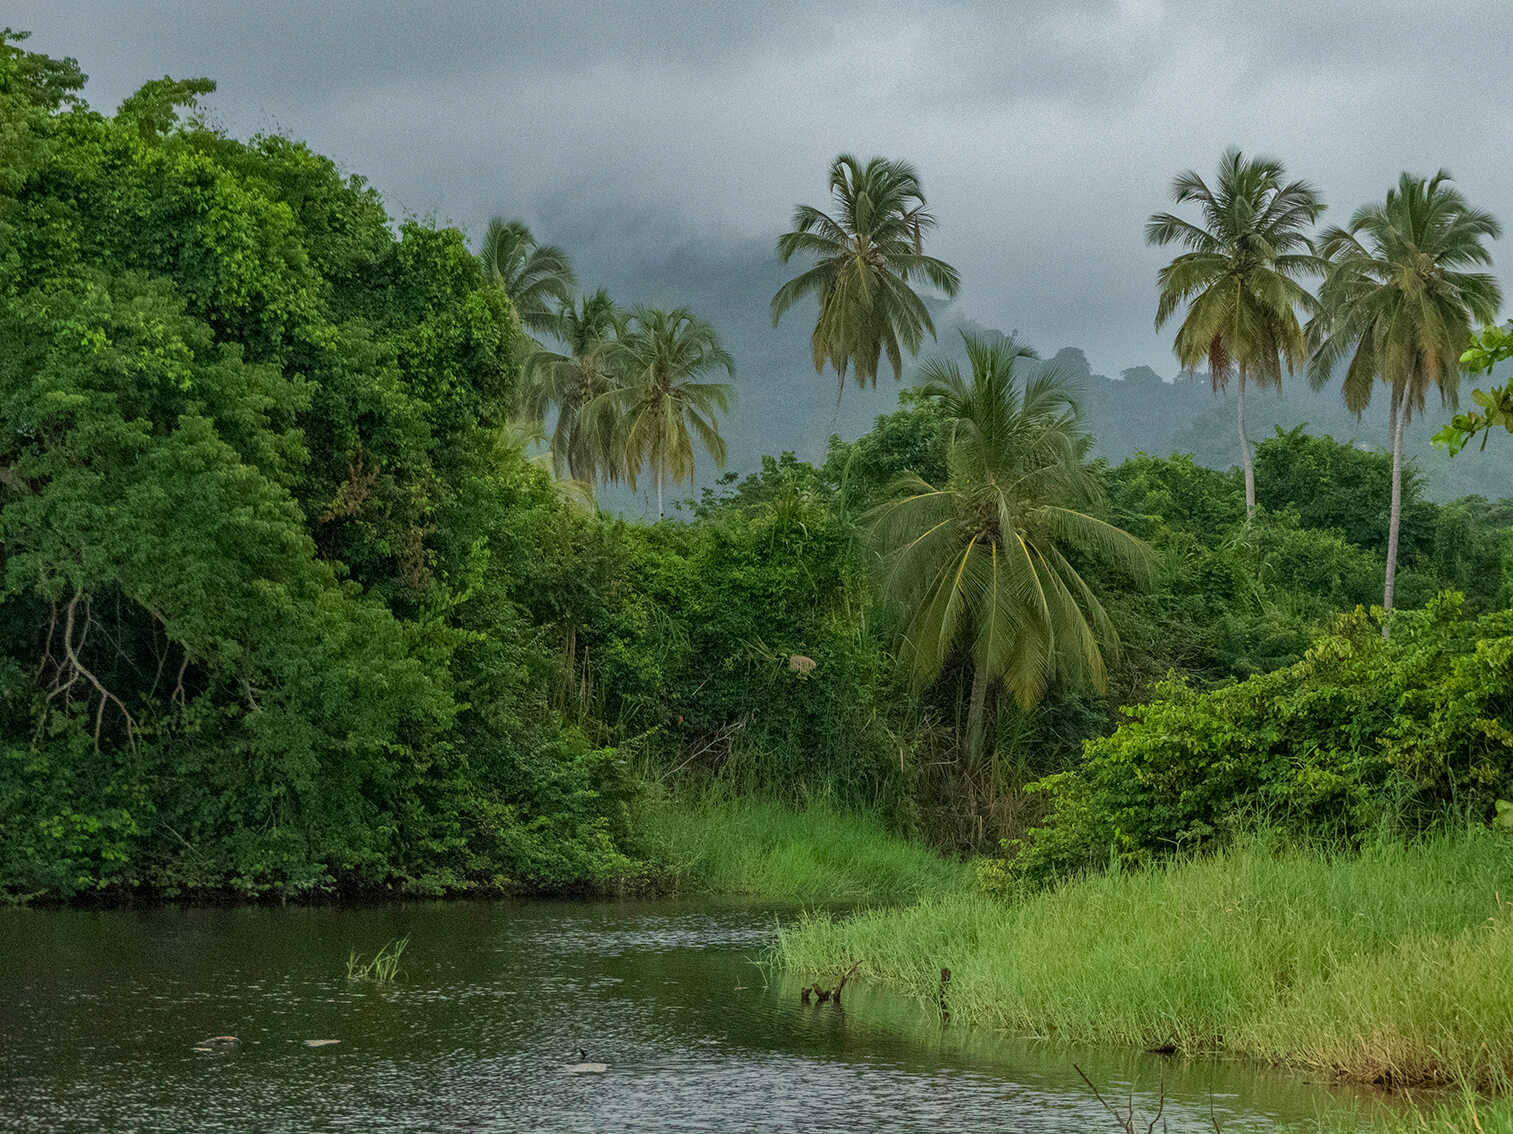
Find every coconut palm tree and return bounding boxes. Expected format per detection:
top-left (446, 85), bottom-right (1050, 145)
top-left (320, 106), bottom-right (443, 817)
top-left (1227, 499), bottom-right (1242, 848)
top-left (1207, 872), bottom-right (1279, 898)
top-left (478, 217), bottom-right (577, 338)
top-left (772, 154), bottom-right (961, 402)
top-left (522, 288), bottom-right (624, 482)
top-left (586, 306), bottom-right (735, 517)
top-left (868, 333), bottom-right (1152, 755)
top-left (1307, 172), bottom-right (1502, 628)
top-left (1146, 148), bottom-right (1325, 517)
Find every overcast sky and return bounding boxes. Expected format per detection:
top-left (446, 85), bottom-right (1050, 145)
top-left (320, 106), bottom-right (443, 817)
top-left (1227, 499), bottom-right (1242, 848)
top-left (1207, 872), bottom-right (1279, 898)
top-left (13, 0), bottom-right (1513, 378)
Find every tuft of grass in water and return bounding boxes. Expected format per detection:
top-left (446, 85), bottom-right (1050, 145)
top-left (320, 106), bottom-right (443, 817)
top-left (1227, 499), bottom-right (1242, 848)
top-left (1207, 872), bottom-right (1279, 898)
top-left (345, 936), bottom-right (408, 984)
top-left (639, 791), bottom-right (969, 902)
top-left (770, 831), bottom-right (1513, 1090)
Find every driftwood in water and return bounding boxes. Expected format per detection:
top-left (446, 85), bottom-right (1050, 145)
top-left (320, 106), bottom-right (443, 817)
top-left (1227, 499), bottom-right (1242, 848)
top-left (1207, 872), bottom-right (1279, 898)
top-left (800, 959), bottom-right (860, 1006)
top-left (1073, 1064), bottom-right (1211, 1133)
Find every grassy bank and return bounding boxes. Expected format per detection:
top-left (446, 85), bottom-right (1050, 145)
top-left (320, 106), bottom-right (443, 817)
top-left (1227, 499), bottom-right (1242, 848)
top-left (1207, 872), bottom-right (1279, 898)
top-left (771, 832), bottom-right (1513, 1091)
top-left (639, 793), bottom-right (970, 902)
top-left (1302, 1083), bottom-right (1513, 1133)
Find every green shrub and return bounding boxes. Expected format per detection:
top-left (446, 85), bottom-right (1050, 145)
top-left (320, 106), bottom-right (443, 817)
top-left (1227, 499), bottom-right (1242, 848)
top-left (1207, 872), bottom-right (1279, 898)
top-left (1013, 595), bottom-right (1513, 884)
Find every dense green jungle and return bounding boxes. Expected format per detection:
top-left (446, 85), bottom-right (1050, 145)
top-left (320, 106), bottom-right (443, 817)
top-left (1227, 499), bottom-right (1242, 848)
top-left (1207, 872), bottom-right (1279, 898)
top-left (8, 28), bottom-right (1513, 1130)
top-left (2, 31), bottom-right (1512, 906)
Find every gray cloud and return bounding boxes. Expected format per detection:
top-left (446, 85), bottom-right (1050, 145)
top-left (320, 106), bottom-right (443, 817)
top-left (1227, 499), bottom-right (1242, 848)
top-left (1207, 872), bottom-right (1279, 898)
top-left (12, 0), bottom-right (1513, 417)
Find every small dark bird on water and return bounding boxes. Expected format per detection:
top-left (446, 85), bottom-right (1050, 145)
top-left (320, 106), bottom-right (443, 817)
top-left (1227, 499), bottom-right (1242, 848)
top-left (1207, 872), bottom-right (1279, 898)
top-left (568, 1048), bottom-right (607, 1073)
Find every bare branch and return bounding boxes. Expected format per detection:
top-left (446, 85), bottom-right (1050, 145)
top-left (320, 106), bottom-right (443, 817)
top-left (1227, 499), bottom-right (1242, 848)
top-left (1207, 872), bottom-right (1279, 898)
top-left (1074, 1064), bottom-right (1133, 1132)
top-left (39, 600), bottom-right (58, 677)
top-left (173, 645), bottom-right (190, 709)
top-left (55, 586), bottom-right (138, 751)
top-left (831, 958), bottom-right (861, 1003)
top-left (1144, 1080), bottom-right (1166, 1134)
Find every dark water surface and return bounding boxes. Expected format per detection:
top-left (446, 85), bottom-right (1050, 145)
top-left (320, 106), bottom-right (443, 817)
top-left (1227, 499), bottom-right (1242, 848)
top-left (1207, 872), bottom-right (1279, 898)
top-left (0, 900), bottom-right (1376, 1132)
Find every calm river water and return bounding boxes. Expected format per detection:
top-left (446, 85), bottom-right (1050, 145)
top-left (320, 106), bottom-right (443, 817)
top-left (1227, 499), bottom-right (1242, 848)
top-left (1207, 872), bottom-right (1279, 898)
top-left (0, 900), bottom-right (1375, 1131)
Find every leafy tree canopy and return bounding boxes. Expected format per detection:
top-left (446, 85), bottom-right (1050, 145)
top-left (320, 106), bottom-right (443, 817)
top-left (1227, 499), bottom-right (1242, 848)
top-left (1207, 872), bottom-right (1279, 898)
top-left (0, 38), bottom-right (638, 899)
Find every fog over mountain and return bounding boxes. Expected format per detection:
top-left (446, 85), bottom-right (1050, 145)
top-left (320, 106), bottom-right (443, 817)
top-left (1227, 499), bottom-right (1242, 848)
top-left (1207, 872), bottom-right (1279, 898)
top-left (549, 202), bottom-right (1513, 509)
top-left (12, 1), bottom-right (1512, 507)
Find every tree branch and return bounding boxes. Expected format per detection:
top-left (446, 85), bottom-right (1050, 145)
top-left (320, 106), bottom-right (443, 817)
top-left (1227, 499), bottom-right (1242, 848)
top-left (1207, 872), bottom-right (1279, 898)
top-left (55, 586), bottom-right (138, 751)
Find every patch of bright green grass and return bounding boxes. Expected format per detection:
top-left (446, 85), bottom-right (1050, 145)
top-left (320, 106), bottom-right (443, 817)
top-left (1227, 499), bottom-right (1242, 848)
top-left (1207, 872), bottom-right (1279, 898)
top-left (640, 792), bottom-right (969, 902)
top-left (345, 936), bottom-right (407, 984)
top-left (771, 832), bottom-right (1513, 1090)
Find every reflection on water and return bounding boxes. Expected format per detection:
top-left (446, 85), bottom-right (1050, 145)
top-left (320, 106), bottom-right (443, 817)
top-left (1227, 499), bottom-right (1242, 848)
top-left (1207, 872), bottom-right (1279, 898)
top-left (0, 900), bottom-right (1381, 1132)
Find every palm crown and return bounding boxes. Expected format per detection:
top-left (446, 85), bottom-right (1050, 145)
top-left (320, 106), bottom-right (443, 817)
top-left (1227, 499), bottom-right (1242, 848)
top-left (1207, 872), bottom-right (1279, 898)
top-left (523, 288), bottom-right (623, 481)
top-left (1146, 148), bottom-right (1324, 516)
top-left (869, 334), bottom-right (1152, 726)
top-left (478, 217), bottom-right (577, 337)
top-left (586, 306), bottom-right (735, 515)
top-left (773, 154), bottom-right (961, 399)
top-left (1147, 148), bottom-right (1323, 389)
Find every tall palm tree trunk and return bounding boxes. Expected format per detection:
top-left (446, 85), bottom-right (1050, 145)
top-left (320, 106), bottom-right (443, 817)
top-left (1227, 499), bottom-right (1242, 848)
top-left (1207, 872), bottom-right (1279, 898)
top-left (655, 466), bottom-right (663, 519)
top-left (1237, 370), bottom-right (1255, 519)
top-left (966, 663), bottom-right (990, 764)
top-left (1382, 381), bottom-right (1406, 638)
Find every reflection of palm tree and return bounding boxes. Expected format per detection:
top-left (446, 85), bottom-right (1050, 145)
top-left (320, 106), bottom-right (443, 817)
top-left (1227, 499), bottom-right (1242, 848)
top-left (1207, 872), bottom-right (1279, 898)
top-left (478, 218), bottom-right (576, 337)
top-left (1146, 148), bottom-right (1324, 517)
top-left (772, 154), bottom-right (960, 402)
top-left (868, 334), bottom-right (1151, 753)
top-left (524, 289), bottom-right (622, 482)
top-left (1308, 172), bottom-right (1501, 626)
top-left (588, 307), bottom-right (735, 518)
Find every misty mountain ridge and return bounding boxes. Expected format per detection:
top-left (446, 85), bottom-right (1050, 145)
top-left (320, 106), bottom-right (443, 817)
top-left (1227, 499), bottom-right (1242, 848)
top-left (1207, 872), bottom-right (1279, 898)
top-left (1020, 342), bottom-right (1513, 503)
top-left (536, 206), bottom-right (1512, 512)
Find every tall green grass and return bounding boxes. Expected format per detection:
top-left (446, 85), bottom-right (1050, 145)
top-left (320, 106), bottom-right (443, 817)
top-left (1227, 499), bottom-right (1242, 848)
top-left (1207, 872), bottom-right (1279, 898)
top-left (639, 792), bottom-right (969, 902)
top-left (1302, 1079), bottom-right (1513, 1133)
top-left (345, 936), bottom-right (408, 984)
top-left (771, 832), bottom-right (1513, 1090)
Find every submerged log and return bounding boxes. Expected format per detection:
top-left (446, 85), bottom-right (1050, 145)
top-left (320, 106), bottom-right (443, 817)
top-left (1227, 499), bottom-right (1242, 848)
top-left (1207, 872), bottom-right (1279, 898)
top-left (802, 960), bottom-right (861, 1007)
top-left (832, 959), bottom-right (860, 1004)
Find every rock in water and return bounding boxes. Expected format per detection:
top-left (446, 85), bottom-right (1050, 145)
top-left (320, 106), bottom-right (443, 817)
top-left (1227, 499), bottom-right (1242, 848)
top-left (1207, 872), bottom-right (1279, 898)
top-left (193, 1035), bottom-right (239, 1052)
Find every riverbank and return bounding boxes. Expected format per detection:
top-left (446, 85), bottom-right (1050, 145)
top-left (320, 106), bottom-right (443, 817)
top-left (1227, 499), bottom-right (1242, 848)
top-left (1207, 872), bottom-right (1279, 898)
top-left (1093, 1081), bottom-right (1513, 1132)
top-left (638, 793), bottom-right (970, 902)
top-left (1305, 1090), bottom-right (1513, 1132)
top-left (770, 831), bottom-right (1513, 1093)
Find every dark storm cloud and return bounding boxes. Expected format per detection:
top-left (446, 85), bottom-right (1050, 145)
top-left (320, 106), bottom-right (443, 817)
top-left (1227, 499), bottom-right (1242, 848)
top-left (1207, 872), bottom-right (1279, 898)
top-left (11, 0), bottom-right (1512, 391)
